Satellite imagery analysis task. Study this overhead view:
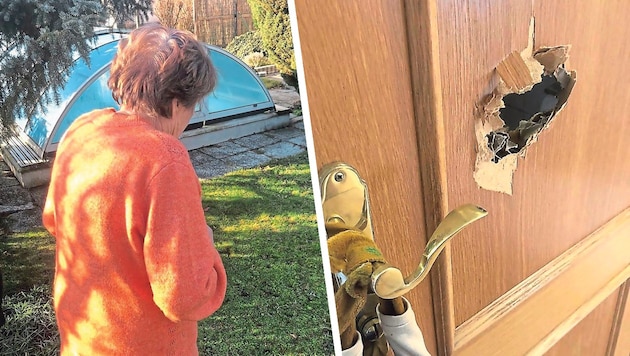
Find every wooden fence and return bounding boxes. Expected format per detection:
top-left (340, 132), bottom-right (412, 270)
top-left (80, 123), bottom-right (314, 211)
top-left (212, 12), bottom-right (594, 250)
top-left (193, 0), bottom-right (253, 47)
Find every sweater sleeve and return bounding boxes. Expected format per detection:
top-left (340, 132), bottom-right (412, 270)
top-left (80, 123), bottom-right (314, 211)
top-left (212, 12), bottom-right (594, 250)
top-left (144, 161), bottom-right (227, 322)
top-left (42, 190), bottom-right (56, 237)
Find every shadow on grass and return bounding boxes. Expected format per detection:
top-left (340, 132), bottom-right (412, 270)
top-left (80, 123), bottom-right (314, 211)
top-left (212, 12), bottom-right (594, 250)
top-left (0, 228), bottom-right (55, 295)
top-left (202, 166), bottom-right (313, 220)
top-left (198, 153), bottom-right (334, 354)
top-left (0, 153), bottom-right (333, 355)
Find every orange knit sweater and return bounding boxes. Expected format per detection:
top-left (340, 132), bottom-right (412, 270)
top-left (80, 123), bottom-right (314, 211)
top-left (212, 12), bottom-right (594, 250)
top-left (43, 108), bottom-right (227, 355)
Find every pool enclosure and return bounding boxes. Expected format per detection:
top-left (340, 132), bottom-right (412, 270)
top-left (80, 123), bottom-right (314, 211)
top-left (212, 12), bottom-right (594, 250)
top-left (1, 30), bottom-right (290, 187)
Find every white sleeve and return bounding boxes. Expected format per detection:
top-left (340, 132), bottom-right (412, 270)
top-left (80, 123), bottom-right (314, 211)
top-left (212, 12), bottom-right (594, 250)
top-left (341, 331), bottom-right (364, 356)
top-left (377, 298), bottom-right (431, 356)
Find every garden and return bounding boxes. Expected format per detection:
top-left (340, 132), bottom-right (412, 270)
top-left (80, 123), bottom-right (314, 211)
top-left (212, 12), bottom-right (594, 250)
top-left (0, 153), bottom-right (334, 355)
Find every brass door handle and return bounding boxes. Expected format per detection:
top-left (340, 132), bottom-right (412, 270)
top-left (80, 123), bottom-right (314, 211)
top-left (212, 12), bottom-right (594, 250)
top-left (320, 162), bottom-right (488, 299)
top-left (370, 204), bottom-right (487, 298)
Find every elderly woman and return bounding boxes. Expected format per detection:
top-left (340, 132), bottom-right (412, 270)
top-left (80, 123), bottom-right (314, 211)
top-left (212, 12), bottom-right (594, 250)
top-left (42, 24), bottom-right (227, 355)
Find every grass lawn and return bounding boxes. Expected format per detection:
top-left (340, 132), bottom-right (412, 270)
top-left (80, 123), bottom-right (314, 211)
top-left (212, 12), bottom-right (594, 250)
top-left (0, 152), bottom-right (334, 355)
top-left (261, 76), bottom-right (285, 89)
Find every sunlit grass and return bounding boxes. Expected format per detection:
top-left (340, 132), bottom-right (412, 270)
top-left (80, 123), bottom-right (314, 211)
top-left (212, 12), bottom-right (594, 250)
top-left (0, 228), bottom-right (55, 293)
top-left (0, 152), bottom-right (333, 355)
top-left (198, 152), bottom-right (333, 354)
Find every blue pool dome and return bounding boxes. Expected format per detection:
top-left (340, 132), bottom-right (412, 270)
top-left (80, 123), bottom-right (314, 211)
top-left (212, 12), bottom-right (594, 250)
top-left (13, 30), bottom-right (277, 157)
top-left (2, 29), bottom-right (290, 187)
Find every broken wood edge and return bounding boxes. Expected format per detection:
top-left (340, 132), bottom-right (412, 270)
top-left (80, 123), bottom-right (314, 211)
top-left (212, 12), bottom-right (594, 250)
top-left (473, 45), bottom-right (573, 195)
top-left (453, 207), bottom-right (630, 355)
top-left (495, 51), bottom-right (537, 93)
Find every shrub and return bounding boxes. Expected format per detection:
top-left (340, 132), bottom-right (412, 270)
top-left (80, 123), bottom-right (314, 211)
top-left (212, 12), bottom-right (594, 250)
top-left (225, 30), bottom-right (265, 60)
top-left (243, 52), bottom-right (269, 68)
top-left (247, 0), bottom-right (298, 91)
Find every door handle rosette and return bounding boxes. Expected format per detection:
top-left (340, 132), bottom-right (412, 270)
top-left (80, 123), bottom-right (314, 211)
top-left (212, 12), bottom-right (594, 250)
top-left (320, 162), bottom-right (488, 299)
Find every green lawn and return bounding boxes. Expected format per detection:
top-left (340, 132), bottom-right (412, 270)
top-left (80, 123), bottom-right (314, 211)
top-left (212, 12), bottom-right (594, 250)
top-left (0, 152), bottom-right (334, 355)
top-left (261, 76), bottom-right (285, 89)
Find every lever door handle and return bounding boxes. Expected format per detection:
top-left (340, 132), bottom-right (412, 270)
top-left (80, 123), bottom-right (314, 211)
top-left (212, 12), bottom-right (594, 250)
top-left (371, 204), bottom-right (487, 298)
top-left (320, 162), bottom-right (488, 299)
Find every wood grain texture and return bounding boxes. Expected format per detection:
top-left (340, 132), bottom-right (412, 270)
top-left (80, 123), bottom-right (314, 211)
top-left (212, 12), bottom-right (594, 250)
top-left (292, 0), bottom-right (437, 353)
top-left (530, 268), bottom-right (629, 355)
top-left (545, 288), bottom-right (621, 356)
top-left (453, 207), bottom-right (630, 355)
top-left (608, 282), bottom-right (630, 356)
top-left (433, 0), bottom-right (630, 325)
top-left (402, 1), bottom-right (453, 354)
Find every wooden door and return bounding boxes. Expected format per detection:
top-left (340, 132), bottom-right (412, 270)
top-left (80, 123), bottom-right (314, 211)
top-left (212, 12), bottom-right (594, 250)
top-left (292, 0), bottom-right (630, 355)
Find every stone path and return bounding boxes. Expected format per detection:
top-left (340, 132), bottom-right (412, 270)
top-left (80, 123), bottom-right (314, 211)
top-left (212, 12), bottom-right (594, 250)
top-left (190, 120), bottom-right (306, 178)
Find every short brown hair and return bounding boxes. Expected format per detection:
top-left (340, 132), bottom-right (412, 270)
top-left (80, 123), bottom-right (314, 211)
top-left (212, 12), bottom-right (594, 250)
top-left (108, 23), bottom-right (216, 119)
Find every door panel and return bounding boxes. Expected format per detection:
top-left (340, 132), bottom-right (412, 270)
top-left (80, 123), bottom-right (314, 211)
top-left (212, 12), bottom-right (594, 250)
top-left (433, 0), bottom-right (630, 325)
top-left (609, 283), bottom-right (630, 356)
top-left (452, 210), bottom-right (630, 355)
top-left (292, 0), bottom-right (630, 354)
top-left (545, 288), bottom-right (620, 356)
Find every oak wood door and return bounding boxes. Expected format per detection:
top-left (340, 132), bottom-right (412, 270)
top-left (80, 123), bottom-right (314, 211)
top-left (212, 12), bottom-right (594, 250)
top-left (292, 0), bottom-right (630, 355)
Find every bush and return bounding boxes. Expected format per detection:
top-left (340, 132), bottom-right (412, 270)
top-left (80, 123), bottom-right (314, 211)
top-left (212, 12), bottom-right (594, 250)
top-left (0, 285), bottom-right (60, 355)
top-left (243, 52), bottom-right (269, 68)
top-left (225, 31), bottom-right (265, 60)
top-left (247, 0), bottom-right (298, 91)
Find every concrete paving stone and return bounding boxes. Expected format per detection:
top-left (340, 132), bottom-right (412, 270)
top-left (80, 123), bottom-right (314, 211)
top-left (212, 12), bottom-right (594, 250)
top-left (6, 209), bottom-right (43, 233)
top-left (265, 127), bottom-right (304, 140)
top-left (234, 133), bottom-right (281, 149)
top-left (222, 151), bottom-right (270, 170)
top-left (189, 150), bottom-right (237, 179)
top-left (194, 161), bottom-right (236, 179)
top-left (0, 161), bottom-right (19, 188)
top-left (198, 141), bottom-right (250, 159)
top-left (294, 121), bottom-right (305, 130)
top-left (29, 185), bottom-right (49, 208)
top-left (288, 135), bottom-right (307, 148)
top-left (189, 150), bottom-right (216, 166)
top-left (261, 142), bottom-right (305, 159)
top-left (0, 175), bottom-right (20, 188)
top-left (0, 185), bottom-right (33, 206)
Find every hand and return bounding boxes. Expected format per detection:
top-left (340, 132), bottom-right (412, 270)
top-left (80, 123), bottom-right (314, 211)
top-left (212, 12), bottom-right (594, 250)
top-left (327, 230), bottom-right (387, 350)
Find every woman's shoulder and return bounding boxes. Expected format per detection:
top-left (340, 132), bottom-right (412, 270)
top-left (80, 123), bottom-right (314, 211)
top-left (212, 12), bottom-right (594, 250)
top-left (143, 129), bottom-right (190, 164)
top-left (63, 108), bottom-right (191, 169)
top-left (64, 108), bottom-right (116, 136)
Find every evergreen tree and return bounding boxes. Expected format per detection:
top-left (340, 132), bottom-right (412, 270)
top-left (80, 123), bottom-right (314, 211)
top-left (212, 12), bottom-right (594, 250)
top-left (0, 0), bottom-right (152, 127)
top-left (246, 0), bottom-right (297, 90)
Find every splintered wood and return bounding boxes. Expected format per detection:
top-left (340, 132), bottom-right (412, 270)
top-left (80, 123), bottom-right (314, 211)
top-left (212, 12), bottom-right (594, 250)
top-left (473, 18), bottom-right (576, 195)
top-left (495, 51), bottom-right (536, 92)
